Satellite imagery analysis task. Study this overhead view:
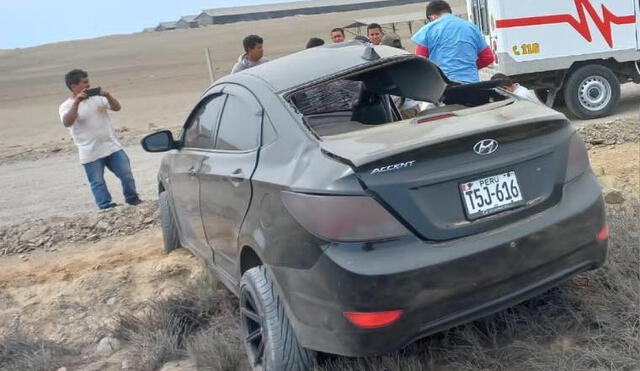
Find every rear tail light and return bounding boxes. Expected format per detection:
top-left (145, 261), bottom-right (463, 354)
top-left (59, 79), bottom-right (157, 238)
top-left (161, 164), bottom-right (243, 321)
top-left (596, 225), bottom-right (609, 241)
top-left (564, 133), bottom-right (590, 183)
top-left (344, 310), bottom-right (403, 329)
top-left (281, 192), bottom-right (409, 242)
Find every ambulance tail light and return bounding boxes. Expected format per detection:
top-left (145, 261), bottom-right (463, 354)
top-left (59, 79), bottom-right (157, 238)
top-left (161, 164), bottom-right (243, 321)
top-left (492, 40), bottom-right (499, 64)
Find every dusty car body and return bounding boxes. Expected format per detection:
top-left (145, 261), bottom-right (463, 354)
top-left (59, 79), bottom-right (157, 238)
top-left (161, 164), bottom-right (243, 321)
top-left (142, 42), bottom-right (608, 370)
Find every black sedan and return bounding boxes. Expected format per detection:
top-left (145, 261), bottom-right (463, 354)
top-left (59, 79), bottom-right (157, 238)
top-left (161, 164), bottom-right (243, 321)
top-left (142, 42), bottom-right (608, 371)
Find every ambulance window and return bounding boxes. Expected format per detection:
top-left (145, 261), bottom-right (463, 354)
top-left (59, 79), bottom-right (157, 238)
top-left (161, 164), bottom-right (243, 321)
top-left (472, 0), bottom-right (490, 35)
top-left (480, 0), bottom-right (490, 35)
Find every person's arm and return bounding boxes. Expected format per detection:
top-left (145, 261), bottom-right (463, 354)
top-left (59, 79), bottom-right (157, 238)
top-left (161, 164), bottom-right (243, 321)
top-left (471, 23), bottom-right (494, 69)
top-left (62, 92), bottom-right (87, 127)
top-left (476, 46), bottom-right (495, 69)
top-left (415, 44), bottom-right (429, 58)
top-left (411, 25), bottom-right (430, 58)
top-left (101, 91), bottom-right (121, 111)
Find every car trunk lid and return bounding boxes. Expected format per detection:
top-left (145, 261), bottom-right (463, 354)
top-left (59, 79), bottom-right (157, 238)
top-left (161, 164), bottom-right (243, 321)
top-left (320, 101), bottom-right (574, 241)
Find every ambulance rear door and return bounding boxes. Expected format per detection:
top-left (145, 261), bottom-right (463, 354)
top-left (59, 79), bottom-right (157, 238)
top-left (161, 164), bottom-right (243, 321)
top-left (468, 0), bottom-right (498, 62)
top-left (636, 0), bottom-right (639, 49)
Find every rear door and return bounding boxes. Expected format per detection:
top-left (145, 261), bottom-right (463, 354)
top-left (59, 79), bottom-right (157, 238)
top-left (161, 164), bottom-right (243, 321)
top-left (199, 85), bottom-right (262, 278)
top-left (170, 93), bottom-right (226, 258)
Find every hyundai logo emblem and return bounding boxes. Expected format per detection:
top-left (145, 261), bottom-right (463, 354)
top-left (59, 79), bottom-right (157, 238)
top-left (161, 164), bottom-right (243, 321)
top-left (473, 139), bottom-right (499, 155)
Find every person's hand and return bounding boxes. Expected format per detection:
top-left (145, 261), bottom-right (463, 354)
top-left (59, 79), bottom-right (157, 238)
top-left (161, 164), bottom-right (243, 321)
top-left (100, 90), bottom-right (111, 98)
top-left (75, 89), bottom-right (88, 102)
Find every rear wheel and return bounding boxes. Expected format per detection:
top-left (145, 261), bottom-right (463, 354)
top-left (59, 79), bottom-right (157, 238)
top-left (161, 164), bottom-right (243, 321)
top-left (159, 191), bottom-right (180, 254)
top-left (564, 64), bottom-right (620, 119)
top-left (240, 266), bottom-right (316, 371)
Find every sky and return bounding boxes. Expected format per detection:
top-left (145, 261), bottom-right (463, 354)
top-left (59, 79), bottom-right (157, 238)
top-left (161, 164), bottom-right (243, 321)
top-left (0, 0), bottom-right (295, 49)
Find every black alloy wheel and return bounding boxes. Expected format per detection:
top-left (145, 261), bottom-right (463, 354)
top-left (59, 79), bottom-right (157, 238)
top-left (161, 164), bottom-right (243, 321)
top-left (240, 286), bottom-right (266, 369)
top-left (239, 266), bottom-right (316, 371)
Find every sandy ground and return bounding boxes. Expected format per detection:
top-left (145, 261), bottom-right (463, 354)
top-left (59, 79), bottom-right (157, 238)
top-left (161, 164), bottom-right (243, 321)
top-left (0, 0), bottom-right (636, 151)
top-left (590, 142), bottom-right (640, 196)
top-left (0, 230), bottom-right (202, 346)
top-left (0, 229), bottom-right (206, 370)
top-left (0, 2), bottom-right (452, 150)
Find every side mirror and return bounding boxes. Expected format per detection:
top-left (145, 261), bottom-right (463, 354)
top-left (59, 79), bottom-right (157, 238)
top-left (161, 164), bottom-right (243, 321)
top-left (141, 130), bottom-right (177, 153)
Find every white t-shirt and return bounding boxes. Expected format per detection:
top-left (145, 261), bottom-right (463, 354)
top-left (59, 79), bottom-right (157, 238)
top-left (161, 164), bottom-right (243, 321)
top-left (59, 96), bottom-right (122, 164)
top-left (513, 85), bottom-right (542, 104)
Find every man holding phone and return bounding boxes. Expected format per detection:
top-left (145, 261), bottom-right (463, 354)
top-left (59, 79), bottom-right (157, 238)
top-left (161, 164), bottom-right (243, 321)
top-left (59, 69), bottom-right (141, 210)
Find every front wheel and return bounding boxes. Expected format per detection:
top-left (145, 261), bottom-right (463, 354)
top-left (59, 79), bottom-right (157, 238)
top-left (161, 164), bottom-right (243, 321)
top-left (159, 191), bottom-right (181, 254)
top-left (564, 64), bottom-right (621, 119)
top-left (240, 266), bottom-right (317, 371)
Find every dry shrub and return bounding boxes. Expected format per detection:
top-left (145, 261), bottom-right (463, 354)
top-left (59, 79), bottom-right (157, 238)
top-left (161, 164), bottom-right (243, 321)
top-left (0, 327), bottom-right (74, 371)
top-left (112, 270), bottom-right (239, 371)
top-left (186, 323), bottom-right (243, 371)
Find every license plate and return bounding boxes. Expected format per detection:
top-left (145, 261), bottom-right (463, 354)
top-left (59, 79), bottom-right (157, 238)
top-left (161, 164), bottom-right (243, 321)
top-left (460, 171), bottom-right (524, 219)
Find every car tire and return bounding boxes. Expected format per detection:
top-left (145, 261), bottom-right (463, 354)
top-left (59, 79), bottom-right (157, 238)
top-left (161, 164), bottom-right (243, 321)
top-left (564, 64), bottom-right (620, 119)
top-left (240, 266), bottom-right (317, 371)
top-left (159, 191), bottom-right (180, 254)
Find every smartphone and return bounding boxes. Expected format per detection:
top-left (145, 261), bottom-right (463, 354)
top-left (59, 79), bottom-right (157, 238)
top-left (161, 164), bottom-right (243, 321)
top-left (85, 87), bottom-right (101, 97)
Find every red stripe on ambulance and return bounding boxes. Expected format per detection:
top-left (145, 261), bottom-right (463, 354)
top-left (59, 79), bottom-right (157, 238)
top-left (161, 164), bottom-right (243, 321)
top-left (495, 0), bottom-right (636, 48)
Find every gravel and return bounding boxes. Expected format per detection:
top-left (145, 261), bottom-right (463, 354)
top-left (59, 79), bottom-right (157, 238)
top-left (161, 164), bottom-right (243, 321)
top-left (578, 118), bottom-right (639, 148)
top-left (0, 202), bottom-right (159, 256)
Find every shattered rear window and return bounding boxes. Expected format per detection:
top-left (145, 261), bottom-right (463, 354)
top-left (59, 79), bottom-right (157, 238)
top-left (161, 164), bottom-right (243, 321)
top-left (291, 80), bottom-right (363, 115)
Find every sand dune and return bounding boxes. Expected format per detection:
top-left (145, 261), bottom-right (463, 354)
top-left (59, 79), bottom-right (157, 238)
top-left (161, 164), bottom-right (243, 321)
top-left (1, 2), bottom-right (466, 148)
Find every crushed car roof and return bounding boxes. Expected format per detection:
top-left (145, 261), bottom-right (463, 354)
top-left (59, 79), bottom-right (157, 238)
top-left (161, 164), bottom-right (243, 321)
top-left (215, 41), bottom-right (450, 105)
top-left (223, 41), bottom-right (422, 92)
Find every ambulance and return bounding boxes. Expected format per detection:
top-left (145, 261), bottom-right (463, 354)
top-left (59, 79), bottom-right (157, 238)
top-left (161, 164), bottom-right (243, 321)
top-left (466, 0), bottom-right (640, 119)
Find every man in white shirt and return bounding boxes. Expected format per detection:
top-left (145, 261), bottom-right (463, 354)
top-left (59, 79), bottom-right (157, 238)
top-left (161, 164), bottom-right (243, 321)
top-left (59, 69), bottom-right (141, 210)
top-left (491, 73), bottom-right (542, 104)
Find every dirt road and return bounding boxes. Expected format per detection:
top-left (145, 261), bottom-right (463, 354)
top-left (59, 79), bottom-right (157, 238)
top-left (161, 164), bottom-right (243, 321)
top-left (2, 114), bottom-right (638, 229)
top-left (0, 144), bottom-right (161, 228)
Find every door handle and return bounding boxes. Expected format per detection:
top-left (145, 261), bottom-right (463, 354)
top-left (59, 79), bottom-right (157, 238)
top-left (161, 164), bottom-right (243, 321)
top-left (229, 168), bottom-right (244, 185)
top-left (188, 167), bottom-right (197, 177)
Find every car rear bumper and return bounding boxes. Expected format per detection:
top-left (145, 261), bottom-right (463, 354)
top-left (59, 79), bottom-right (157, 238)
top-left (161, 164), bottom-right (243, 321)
top-left (270, 172), bottom-right (607, 357)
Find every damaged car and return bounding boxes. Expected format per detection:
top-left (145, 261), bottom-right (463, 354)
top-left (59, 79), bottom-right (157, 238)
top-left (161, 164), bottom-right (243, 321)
top-left (142, 41), bottom-right (608, 370)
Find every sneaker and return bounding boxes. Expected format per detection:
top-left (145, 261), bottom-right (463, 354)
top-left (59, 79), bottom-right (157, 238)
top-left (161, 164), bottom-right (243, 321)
top-left (126, 197), bottom-right (143, 206)
top-left (98, 202), bottom-right (118, 211)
